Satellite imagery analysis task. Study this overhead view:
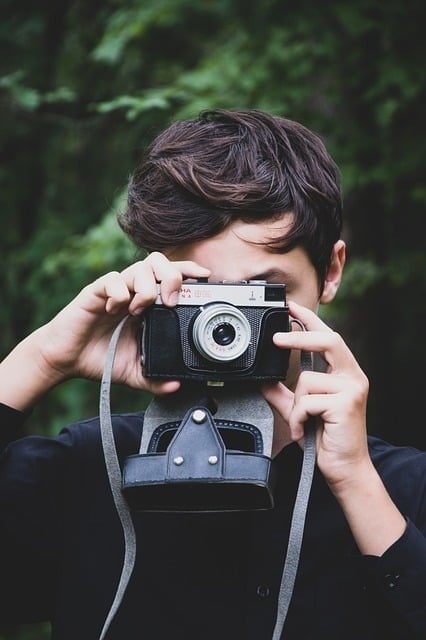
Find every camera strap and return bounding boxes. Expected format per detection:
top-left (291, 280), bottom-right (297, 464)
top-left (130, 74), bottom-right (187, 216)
top-left (98, 315), bottom-right (137, 640)
top-left (98, 314), bottom-right (316, 640)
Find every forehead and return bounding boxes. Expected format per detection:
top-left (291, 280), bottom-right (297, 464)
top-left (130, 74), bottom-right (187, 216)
top-left (168, 217), bottom-right (316, 285)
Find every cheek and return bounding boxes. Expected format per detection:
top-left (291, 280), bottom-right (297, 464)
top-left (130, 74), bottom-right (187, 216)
top-left (284, 267), bottom-right (321, 311)
top-left (287, 287), bottom-right (320, 312)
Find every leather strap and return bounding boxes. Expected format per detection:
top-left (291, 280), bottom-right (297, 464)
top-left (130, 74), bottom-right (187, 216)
top-left (272, 416), bottom-right (315, 638)
top-left (98, 316), bottom-right (136, 640)
top-left (98, 315), bottom-right (316, 639)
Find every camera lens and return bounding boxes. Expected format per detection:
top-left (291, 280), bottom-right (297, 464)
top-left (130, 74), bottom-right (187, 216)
top-left (192, 303), bottom-right (251, 362)
top-left (212, 323), bottom-right (236, 346)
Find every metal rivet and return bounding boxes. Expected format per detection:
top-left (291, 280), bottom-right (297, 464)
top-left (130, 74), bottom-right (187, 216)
top-left (192, 409), bottom-right (207, 423)
top-left (208, 455), bottom-right (218, 465)
top-left (173, 456), bottom-right (184, 466)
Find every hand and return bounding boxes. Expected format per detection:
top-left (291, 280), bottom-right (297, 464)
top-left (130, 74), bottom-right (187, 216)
top-left (40, 252), bottom-right (211, 391)
top-left (262, 300), bottom-right (370, 490)
top-left (3, 253), bottom-right (210, 405)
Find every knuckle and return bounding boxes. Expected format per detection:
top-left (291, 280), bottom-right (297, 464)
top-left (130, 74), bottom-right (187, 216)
top-left (297, 369), bottom-right (312, 390)
top-left (144, 252), bottom-right (169, 271)
top-left (359, 371), bottom-right (369, 394)
top-left (97, 270), bottom-right (121, 286)
top-left (147, 251), bottom-right (164, 261)
top-left (351, 369), bottom-right (369, 397)
top-left (344, 377), bottom-right (368, 409)
top-left (329, 330), bottom-right (344, 349)
top-left (358, 373), bottom-right (370, 397)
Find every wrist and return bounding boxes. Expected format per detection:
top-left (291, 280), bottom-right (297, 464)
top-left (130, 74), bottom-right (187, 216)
top-left (327, 460), bottom-right (406, 556)
top-left (0, 325), bottom-right (68, 412)
top-left (326, 457), bottom-right (378, 501)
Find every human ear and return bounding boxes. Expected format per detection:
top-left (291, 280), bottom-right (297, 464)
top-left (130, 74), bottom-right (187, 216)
top-left (320, 240), bottom-right (346, 304)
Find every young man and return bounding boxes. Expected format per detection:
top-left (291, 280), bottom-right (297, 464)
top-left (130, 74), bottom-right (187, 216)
top-left (0, 110), bottom-right (425, 639)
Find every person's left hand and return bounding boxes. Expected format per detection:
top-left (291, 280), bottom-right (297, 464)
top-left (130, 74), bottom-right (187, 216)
top-left (262, 300), bottom-right (370, 491)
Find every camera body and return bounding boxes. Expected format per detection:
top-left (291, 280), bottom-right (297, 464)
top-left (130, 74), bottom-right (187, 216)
top-left (141, 279), bottom-right (290, 383)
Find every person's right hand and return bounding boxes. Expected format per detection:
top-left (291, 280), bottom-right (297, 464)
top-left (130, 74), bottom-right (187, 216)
top-left (15, 253), bottom-right (211, 398)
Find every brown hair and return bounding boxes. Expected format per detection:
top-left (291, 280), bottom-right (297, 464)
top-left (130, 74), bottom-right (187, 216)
top-left (118, 109), bottom-right (342, 287)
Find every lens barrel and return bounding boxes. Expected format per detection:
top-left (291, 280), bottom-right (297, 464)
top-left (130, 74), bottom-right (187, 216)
top-left (192, 303), bottom-right (251, 362)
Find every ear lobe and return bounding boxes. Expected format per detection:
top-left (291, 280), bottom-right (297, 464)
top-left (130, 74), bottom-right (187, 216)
top-left (320, 240), bottom-right (346, 304)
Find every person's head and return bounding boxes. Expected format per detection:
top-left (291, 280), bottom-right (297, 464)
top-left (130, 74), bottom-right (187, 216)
top-left (119, 108), bottom-right (344, 297)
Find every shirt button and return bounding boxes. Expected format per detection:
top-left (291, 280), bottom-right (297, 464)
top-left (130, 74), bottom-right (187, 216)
top-left (256, 584), bottom-right (271, 598)
top-left (384, 573), bottom-right (401, 589)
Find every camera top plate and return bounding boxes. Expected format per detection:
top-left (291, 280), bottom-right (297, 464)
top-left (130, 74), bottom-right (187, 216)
top-left (154, 280), bottom-right (287, 308)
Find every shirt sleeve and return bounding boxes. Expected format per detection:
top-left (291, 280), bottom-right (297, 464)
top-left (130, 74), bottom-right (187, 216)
top-left (0, 423), bottom-right (73, 622)
top-left (371, 520), bottom-right (426, 636)
top-left (365, 436), bottom-right (426, 637)
top-left (0, 402), bottom-right (27, 450)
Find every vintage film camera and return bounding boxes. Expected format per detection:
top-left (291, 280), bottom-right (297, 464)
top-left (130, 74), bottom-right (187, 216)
top-left (141, 279), bottom-right (290, 384)
top-left (122, 279), bottom-right (291, 512)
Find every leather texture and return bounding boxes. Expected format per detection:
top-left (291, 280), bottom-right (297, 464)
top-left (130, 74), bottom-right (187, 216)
top-left (122, 406), bottom-right (275, 512)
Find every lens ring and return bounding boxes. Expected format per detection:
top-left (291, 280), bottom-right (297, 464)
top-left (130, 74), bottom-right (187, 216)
top-left (192, 303), bottom-right (251, 362)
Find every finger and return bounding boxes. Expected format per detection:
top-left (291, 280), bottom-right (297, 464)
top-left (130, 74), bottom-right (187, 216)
top-left (262, 381), bottom-right (320, 442)
top-left (274, 306), bottom-right (358, 374)
top-left (131, 252), bottom-right (182, 304)
top-left (78, 271), bottom-right (131, 314)
top-left (122, 254), bottom-right (210, 313)
top-left (145, 379), bottom-right (181, 396)
top-left (155, 257), bottom-right (211, 306)
top-left (289, 394), bottom-right (332, 440)
top-left (121, 256), bottom-right (166, 313)
top-left (274, 329), bottom-right (353, 372)
top-left (293, 370), bottom-right (344, 403)
top-left (261, 381), bottom-right (294, 424)
top-left (102, 272), bottom-right (133, 313)
top-left (288, 300), bottom-right (333, 332)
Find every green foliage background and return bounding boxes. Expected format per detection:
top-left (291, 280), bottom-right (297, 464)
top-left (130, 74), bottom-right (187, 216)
top-left (0, 0), bottom-right (425, 637)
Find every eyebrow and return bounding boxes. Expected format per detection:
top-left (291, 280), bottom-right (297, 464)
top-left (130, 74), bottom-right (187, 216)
top-left (246, 268), bottom-right (292, 283)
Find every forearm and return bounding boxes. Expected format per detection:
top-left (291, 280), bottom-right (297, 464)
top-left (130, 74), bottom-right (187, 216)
top-left (332, 459), bottom-right (407, 556)
top-left (0, 326), bottom-right (66, 412)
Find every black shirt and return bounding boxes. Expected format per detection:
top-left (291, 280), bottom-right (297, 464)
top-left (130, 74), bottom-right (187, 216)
top-left (0, 404), bottom-right (425, 639)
